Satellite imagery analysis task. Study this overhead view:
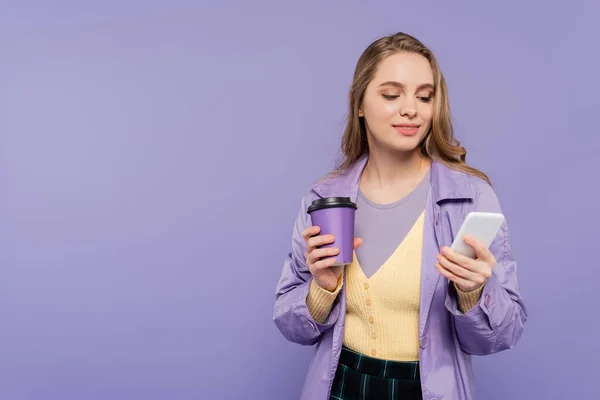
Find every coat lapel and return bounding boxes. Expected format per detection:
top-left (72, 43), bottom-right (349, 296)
top-left (419, 161), bottom-right (476, 335)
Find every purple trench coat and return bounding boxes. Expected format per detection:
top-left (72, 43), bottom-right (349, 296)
top-left (273, 155), bottom-right (527, 399)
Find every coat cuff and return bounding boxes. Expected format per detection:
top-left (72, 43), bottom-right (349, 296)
top-left (446, 273), bottom-right (498, 329)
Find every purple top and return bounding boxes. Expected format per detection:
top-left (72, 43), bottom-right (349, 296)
top-left (355, 168), bottom-right (430, 278)
top-left (273, 154), bottom-right (528, 400)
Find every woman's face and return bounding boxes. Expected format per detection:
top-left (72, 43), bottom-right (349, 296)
top-left (360, 52), bottom-right (435, 154)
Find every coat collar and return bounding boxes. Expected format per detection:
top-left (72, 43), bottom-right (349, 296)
top-left (311, 153), bottom-right (476, 203)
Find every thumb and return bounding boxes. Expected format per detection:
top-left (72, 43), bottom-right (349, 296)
top-left (353, 237), bottom-right (363, 250)
top-left (464, 235), bottom-right (493, 262)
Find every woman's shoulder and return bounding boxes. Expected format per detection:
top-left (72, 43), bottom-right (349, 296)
top-left (464, 172), bottom-right (503, 213)
top-left (435, 160), bottom-right (496, 194)
top-left (305, 165), bottom-right (355, 197)
top-left (435, 160), bottom-right (502, 213)
top-left (466, 172), bottom-right (495, 194)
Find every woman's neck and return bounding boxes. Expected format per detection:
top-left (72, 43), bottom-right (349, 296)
top-left (360, 147), bottom-right (431, 204)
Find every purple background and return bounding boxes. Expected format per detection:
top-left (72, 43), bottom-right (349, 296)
top-left (1, 1), bottom-right (598, 399)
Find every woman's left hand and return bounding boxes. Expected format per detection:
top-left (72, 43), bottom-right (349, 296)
top-left (435, 235), bottom-right (496, 292)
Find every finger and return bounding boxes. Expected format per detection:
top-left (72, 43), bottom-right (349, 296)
top-left (441, 246), bottom-right (477, 272)
top-left (313, 256), bottom-right (338, 270)
top-left (353, 237), bottom-right (363, 250)
top-left (308, 247), bottom-right (340, 265)
top-left (437, 254), bottom-right (479, 281)
top-left (307, 234), bottom-right (335, 250)
top-left (302, 226), bottom-right (320, 241)
top-left (463, 235), bottom-right (496, 264)
top-left (435, 262), bottom-right (471, 288)
top-left (441, 247), bottom-right (493, 278)
top-left (437, 255), bottom-right (487, 285)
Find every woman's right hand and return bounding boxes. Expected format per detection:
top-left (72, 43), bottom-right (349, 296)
top-left (302, 226), bottom-right (363, 292)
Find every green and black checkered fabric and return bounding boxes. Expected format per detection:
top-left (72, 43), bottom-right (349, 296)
top-left (329, 346), bottom-right (423, 400)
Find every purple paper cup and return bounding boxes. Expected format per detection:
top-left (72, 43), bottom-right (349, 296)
top-left (307, 197), bottom-right (357, 266)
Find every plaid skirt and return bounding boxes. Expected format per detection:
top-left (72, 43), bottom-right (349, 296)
top-left (329, 346), bottom-right (423, 400)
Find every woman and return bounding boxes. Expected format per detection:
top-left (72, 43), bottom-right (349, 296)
top-left (273, 32), bottom-right (527, 400)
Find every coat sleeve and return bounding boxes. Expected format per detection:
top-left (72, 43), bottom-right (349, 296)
top-left (272, 191), bottom-right (344, 346)
top-left (445, 182), bottom-right (528, 356)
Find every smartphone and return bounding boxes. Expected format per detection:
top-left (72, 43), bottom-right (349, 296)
top-left (450, 212), bottom-right (505, 259)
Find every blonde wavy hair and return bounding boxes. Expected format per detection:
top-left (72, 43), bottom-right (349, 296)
top-left (336, 31), bottom-right (490, 184)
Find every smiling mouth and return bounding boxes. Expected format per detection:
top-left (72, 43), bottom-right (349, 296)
top-left (393, 124), bottom-right (420, 135)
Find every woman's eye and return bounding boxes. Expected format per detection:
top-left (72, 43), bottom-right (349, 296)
top-left (382, 93), bottom-right (432, 102)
